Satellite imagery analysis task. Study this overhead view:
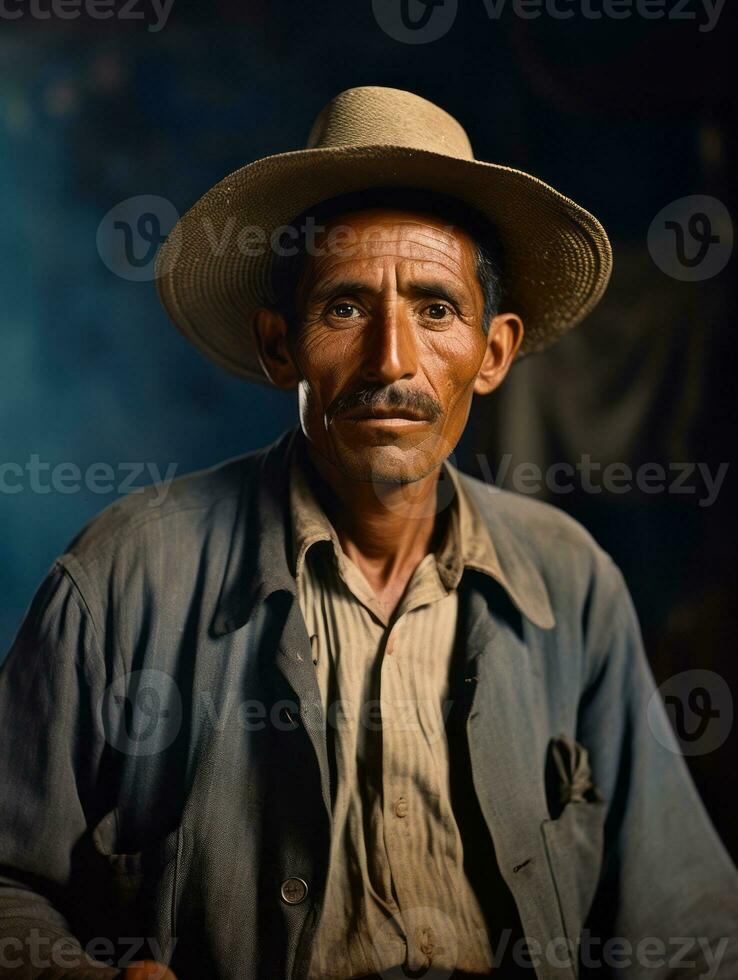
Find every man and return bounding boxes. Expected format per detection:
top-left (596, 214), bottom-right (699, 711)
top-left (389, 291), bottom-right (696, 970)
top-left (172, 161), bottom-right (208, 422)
top-left (0, 86), bottom-right (736, 980)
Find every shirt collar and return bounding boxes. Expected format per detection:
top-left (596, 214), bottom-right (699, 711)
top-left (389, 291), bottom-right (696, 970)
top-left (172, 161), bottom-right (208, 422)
top-left (288, 433), bottom-right (551, 622)
top-left (211, 425), bottom-right (555, 636)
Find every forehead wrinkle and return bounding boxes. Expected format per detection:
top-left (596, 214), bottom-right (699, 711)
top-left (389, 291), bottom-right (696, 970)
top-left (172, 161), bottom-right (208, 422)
top-left (357, 220), bottom-right (468, 248)
top-left (391, 224), bottom-right (471, 258)
top-left (305, 253), bottom-right (473, 302)
top-left (318, 228), bottom-right (468, 258)
top-left (327, 213), bottom-right (472, 247)
top-left (309, 239), bottom-right (469, 282)
top-left (363, 234), bottom-right (469, 271)
top-left (317, 215), bottom-right (471, 256)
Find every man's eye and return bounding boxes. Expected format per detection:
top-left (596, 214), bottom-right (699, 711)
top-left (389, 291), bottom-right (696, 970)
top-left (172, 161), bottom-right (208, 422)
top-left (330, 302), bottom-right (360, 318)
top-left (424, 303), bottom-right (451, 320)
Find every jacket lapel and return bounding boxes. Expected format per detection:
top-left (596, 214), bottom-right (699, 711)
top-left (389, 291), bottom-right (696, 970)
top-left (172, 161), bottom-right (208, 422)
top-left (273, 591), bottom-right (332, 819)
top-left (210, 425), bottom-right (300, 638)
top-left (207, 426), bottom-right (333, 811)
top-left (460, 576), bottom-right (577, 978)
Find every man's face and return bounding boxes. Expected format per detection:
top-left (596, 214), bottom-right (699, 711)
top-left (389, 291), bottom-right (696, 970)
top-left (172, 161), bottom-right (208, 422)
top-left (258, 207), bottom-right (521, 484)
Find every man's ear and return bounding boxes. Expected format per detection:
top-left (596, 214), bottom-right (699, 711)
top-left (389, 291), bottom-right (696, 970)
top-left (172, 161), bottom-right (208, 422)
top-left (473, 312), bottom-right (525, 396)
top-left (251, 308), bottom-right (300, 390)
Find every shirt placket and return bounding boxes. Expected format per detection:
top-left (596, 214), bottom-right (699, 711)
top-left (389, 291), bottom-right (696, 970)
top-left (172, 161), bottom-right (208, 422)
top-left (378, 566), bottom-right (456, 974)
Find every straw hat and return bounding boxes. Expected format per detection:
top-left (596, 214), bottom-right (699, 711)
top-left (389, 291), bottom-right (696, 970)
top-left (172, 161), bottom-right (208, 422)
top-left (155, 86), bottom-right (612, 385)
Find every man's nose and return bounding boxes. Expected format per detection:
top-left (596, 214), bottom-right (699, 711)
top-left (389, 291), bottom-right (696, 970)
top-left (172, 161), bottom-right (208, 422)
top-left (360, 304), bottom-right (418, 385)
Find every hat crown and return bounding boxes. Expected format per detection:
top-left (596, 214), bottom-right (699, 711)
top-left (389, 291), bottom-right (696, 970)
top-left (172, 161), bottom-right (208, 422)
top-left (306, 86), bottom-right (475, 161)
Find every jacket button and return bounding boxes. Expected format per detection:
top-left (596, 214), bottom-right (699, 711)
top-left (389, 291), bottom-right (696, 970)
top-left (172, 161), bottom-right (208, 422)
top-left (394, 797), bottom-right (408, 818)
top-left (280, 877), bottom-right (309, 905)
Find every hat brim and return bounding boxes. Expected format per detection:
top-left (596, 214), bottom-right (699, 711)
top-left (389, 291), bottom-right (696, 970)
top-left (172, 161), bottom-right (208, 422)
top-left (155, 144), bottom-right (612, 385)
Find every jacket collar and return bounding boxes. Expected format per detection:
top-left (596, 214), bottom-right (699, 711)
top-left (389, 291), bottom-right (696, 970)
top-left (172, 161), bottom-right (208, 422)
top-left (211, 425), bottom-right (555, 637)
top-left (211, 426), bottom-right (300, 637)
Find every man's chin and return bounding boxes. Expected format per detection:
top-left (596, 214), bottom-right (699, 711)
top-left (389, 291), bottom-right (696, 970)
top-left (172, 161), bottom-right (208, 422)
top-left (332, 443), bottom-right (442, 485)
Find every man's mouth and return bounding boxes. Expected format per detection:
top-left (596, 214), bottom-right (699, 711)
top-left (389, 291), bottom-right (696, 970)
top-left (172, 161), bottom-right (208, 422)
top-left (338, 406), bottom-right (429, 422)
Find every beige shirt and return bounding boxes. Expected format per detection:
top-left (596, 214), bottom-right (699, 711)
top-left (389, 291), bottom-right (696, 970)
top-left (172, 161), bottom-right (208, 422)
top-left (290, 446), bottom-right (503, 980)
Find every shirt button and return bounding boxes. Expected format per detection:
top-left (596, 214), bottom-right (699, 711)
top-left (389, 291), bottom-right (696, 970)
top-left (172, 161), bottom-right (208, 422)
top-left (419, 926), bottom-right (435, 956)
top-left (394, 797), bottom-right (408, 818)
top-left (280, 877), bottom-right (309, 905)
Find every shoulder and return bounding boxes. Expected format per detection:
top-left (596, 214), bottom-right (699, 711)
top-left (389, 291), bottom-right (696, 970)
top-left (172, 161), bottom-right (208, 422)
top-left (457, 470), bottom-right (624, 603)
top-left (56, 447), bottom-right (264, 608)
top-left (66, 451), bottom-right (255, 551)
top-left (459, 469), bottom-right (604, 553)
top-left (457, 472), bottom-right (639, 684)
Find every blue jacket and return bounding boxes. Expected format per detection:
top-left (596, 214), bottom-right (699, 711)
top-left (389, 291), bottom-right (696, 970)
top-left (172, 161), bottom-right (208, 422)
top-left (1, 425), bottom-right (736, 980)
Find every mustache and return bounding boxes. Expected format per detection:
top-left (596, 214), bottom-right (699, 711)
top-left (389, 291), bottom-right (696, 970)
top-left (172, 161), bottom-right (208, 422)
top-left (329, 386), bottom-right (441, 421)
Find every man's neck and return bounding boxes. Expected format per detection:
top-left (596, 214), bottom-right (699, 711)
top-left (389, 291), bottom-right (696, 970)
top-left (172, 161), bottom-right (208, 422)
top-left (301, 437), bottom-right (448, 599)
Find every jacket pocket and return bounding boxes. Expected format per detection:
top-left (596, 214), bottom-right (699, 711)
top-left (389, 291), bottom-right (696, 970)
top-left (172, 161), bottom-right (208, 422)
top-left (540, 736), bottom-right (607, 973)
top-left (69, 807), bottom-right (182, 967)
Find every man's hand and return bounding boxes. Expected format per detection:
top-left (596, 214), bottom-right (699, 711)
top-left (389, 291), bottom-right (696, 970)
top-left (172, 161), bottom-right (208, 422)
top-left (120, 961), bottom-right (177, 980)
